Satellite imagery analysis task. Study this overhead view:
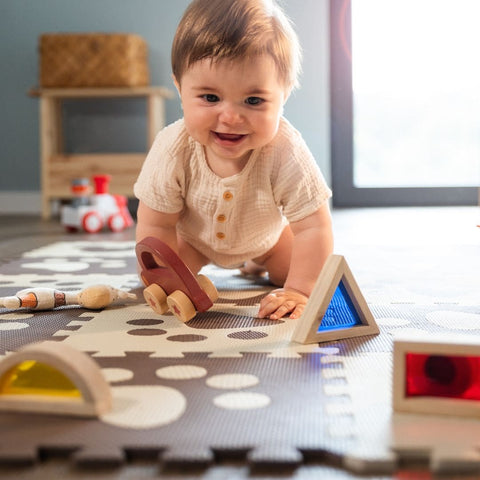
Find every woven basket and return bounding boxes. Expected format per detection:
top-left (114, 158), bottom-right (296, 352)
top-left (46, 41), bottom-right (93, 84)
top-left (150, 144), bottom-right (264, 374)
top-left (39, 33), bottom-right (150, 88)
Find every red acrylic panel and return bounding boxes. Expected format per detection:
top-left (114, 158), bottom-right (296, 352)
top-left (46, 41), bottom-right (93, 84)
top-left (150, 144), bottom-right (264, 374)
top-left (405, 352), bottom-right (480, 400)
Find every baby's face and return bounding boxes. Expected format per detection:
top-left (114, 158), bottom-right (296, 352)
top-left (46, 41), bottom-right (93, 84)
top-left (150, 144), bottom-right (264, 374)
top-left (175, 55), bottom-right (289, 175)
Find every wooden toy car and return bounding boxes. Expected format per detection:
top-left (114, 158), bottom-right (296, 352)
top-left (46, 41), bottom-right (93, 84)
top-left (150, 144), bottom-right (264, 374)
top-left (135, 237), bottom-right (218, 322)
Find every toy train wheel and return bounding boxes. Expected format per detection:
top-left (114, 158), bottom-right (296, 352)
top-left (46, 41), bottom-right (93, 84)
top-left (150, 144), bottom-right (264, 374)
top-left (143, 284), bottom-right (168, 314)
top-left (82, 211), bottom-right (103, 233)
top-left (108, 213), bottom-right (126, 233)
top-left (197, 274), bottom-right (219, 303)
top-left (167, 290), bottom-right (196, 323)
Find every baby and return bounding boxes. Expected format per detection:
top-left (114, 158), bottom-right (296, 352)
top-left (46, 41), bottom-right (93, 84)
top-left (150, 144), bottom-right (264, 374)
top-left (134, 0), bottom-right (333, 320)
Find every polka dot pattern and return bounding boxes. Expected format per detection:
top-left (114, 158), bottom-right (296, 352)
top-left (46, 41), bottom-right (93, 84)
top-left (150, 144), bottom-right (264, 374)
top-left (156, 365), bottom-right (208, 380)
top-left (101, 386), bottom-right (186, 429)
top-left (213, 392), bottom-right (271, 410)
top-left (102, 368), bottom-right (134, 383)
top-left (206, 374), bottom-right (259, 390)
top-left (227, 330), bottom-right (268, 340)
top-left (127, 328), bottom-right (167, 336)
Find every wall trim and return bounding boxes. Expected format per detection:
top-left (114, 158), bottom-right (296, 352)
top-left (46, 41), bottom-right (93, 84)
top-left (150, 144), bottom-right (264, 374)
top-left (0, 191), bottom-right (42, 214)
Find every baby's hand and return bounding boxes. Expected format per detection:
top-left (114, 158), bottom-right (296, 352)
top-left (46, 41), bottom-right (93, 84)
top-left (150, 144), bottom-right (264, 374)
top-left (258, 288), bottom-right (308, 320)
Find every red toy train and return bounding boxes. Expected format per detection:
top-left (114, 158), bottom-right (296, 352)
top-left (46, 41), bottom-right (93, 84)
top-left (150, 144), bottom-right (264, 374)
top-left (61, 175), bottom-right (134, 233)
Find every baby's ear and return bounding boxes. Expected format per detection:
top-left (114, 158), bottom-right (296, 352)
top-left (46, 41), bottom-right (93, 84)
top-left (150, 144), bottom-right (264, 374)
top-left (172, 74), bottom-right (181, 95)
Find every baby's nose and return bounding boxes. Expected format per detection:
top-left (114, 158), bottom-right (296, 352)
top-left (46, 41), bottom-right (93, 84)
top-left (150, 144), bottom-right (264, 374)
top-left (219, 104), bottom-right (243, 124)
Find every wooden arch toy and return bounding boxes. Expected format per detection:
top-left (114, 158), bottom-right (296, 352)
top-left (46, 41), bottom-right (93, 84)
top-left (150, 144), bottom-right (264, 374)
top-left (136, 236), bottom-right (219, 322)
top-left (0, 341), bottom-right (112, 417)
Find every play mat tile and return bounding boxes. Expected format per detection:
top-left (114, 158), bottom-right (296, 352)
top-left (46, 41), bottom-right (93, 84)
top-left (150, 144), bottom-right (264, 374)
top-left (1, 240), bottom-right (480, 475)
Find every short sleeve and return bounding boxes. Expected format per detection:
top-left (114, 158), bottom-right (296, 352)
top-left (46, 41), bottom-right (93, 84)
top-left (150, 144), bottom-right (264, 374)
top-left (133, 120), bottom-right (188, 213)
top-left (272, 121), bottom-right (332, 223)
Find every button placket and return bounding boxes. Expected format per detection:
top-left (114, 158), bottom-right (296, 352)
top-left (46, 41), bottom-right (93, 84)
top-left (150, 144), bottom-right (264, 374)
top-left (223, 190), bottom-right (234, 201)
top-left (213, 188), bottom-right (235, 247)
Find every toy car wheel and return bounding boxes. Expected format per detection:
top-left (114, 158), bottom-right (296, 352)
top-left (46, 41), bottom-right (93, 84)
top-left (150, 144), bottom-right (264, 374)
top-left (82, 211), bottom-right (103, 233)
top-left (167, 290), bottom-right (196, 323)
top-left (108, 213), bottom-right (126, 232)
top-left (197, 274), bottom-right (219, 303)
top-left (143, 284), bottom-right (168, 314)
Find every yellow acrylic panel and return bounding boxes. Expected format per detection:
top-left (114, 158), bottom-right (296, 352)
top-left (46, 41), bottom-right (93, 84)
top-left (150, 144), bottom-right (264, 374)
top-left (0, 360), bottom-right (82, 398)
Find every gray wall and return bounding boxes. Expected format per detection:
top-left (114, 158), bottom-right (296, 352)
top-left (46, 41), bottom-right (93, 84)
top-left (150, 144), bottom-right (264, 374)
top-left (0, 0), bottom-right (330, 208)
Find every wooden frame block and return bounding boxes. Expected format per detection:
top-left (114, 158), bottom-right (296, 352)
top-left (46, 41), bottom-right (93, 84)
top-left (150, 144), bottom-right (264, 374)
top-left (0, 341), bottom-right (111, 417)
top-left (292, 255), bottom-right (379, 344)
top-left (393, 333), bottom-right (480, 417)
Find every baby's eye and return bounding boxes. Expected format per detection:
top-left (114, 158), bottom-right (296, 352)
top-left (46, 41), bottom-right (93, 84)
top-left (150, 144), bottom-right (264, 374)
top-left (245, 97), bottom-right (264, 106)
top-left (202, 94), bottom-right (219, 103)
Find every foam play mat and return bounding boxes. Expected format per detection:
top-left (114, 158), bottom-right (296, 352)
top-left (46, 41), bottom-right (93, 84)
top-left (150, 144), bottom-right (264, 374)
top-left (1, 240), bottom-right (480, 476)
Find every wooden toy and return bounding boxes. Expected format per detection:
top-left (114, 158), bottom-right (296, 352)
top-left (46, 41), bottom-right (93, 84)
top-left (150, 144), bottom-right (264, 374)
top-left (0, 341), bottom-right (111, 417)
top-left (393, 333), bottom-right (480, 417)
top-left (136, 236), bottom-right (218, 323)
top-left (61, 174), bottom-right (134, 233)
top-left (0, 285), bottom-right (136, 311)
top-left (292, 255), bottom-right (379, 344)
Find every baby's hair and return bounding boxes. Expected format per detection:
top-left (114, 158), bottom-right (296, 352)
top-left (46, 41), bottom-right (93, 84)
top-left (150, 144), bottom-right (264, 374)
top-left (171, 0), bottom-right (301, 91)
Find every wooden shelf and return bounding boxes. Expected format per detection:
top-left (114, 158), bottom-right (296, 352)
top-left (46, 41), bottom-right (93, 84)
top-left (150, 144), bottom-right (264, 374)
top-left (30, 86), bottom-right (174, 99)
top-left (32, 86), bottom-right (174, 219)
top-left (47, 153), bottom-right (146, 197)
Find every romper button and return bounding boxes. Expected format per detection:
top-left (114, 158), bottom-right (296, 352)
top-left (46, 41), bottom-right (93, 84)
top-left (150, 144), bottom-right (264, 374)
top-left (216, 232), bottom-right (226, 239)
top-left (223, 191), bottom-right (233, 201)
top-left (217, 214), bottom-right (226, 223)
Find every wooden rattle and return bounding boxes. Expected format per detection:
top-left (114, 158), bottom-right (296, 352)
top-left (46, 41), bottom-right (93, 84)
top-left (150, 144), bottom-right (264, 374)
top-left (0, 285), bottom-right (136, 311)
top-left (136, 236), bottom-right (218, 322)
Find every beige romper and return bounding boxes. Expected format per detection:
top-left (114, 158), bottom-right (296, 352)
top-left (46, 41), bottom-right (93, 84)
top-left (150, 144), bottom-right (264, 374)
top-left (134, 117), bottom-right (332, 268)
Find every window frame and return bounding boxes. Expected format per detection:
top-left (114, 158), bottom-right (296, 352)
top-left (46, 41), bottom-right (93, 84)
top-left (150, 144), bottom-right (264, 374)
top-left (330, 0), bottom-right (479, 207)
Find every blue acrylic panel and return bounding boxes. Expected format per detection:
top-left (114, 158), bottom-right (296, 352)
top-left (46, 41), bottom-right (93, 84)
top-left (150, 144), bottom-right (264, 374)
top-left (317, 279), bottom-right (362, 331)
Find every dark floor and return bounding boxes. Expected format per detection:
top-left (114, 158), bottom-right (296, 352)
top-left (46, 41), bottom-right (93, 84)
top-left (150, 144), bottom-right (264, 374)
top-left (0, 213), bottom-right (135, 263)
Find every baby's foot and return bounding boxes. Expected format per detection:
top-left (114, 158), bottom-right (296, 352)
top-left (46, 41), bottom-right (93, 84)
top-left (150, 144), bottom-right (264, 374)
top-left (239, 260), bottom-right (267, 278)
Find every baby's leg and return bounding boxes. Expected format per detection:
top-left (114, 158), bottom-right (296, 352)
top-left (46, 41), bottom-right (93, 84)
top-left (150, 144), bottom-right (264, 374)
top-left (239, 260), bottom-right (267, 277)
top-left (177, 235), bottom-right (210, 274)
top-left (252, 225), bottom-right (293, 286)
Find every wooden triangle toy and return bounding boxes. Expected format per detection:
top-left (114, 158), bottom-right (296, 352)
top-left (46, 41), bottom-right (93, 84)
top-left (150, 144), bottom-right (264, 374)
top-left (292, 255), bottom-right (379, 344)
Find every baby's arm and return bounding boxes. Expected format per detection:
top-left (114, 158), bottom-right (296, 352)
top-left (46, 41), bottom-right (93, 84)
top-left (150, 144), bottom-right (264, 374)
top-left (136, 201), bottom-right (209, 275)
top-left (258, 202), bottom-right (333, 320)
top-left (136, 201), bottom-right (180, 252)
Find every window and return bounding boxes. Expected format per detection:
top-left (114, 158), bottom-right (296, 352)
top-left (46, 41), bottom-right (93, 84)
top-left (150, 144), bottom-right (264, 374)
top-left (330, 0), bottom-right (480, 206)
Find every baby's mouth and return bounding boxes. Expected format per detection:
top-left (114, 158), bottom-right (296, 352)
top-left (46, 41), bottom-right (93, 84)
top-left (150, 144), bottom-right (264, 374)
top-left (214, 132), bottom-right (246, 142)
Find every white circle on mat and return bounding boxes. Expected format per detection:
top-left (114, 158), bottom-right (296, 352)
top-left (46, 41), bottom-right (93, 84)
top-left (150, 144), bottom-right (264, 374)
top-left (102, 368), bottom-right (134, 383)
top-left (0, 313), bottom-right (34, 320)
top-left (213, 392), bottom-right (271, 410)
top-left (156, 365), bottom-right (207, 380)
top-left (317, 347), bottom-right (340, 355)
top-left (101, 385), bottom-right (186, 429)
top-left (100, 260), bottom-right (126, 269)
top-left (389, 327), bottom-right (428, 338)
top-left (206, 373), bottom-right (259, 390)
top-left (0, 322), bottom-right (29, 331)
top-left (22, 259), bottom-right (89, 272)
top-left (426, 311), bottom-right (480, 330)
top-left (376, 317), bottom-right (411, 327)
